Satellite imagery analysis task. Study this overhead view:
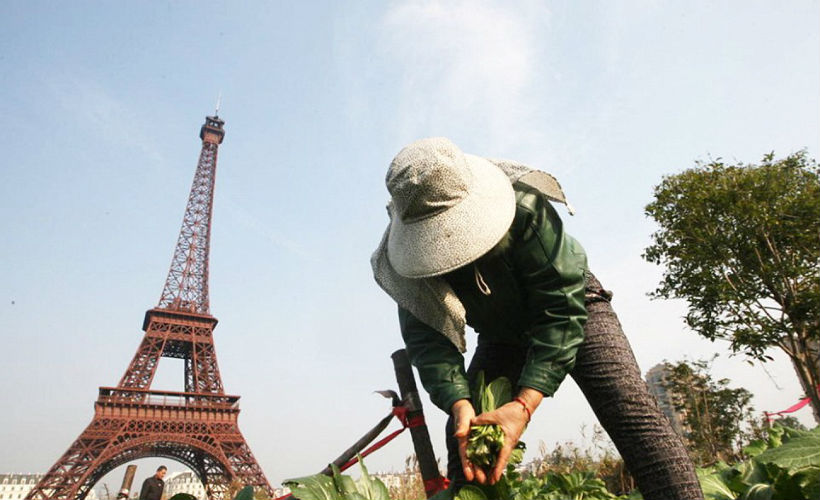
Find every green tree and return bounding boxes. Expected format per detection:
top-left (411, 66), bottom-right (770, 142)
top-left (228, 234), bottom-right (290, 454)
top-left (659, 357), bottom-right (757, 465)
top-left (770, 415), bottom-right (807, 431)
top-left (643, 151), bottom-right (820, 423)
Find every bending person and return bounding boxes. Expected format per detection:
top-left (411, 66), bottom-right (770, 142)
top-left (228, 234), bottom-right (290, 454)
top-left (371, 137), bottom-right (703, 500)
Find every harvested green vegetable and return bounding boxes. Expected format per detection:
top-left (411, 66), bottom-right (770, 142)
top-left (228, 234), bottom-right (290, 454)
top-left (430, 373), bottom-right (529, 500)
top-left (465, 372), bottom-right (526, 475)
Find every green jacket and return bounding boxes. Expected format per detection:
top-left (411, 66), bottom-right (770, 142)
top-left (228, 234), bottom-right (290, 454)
top-left (399, 183), bottom-right (588, 412)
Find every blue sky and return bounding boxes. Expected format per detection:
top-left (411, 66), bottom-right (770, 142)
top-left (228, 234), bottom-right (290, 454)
top-left (1, 0), bottom-right (818, 493)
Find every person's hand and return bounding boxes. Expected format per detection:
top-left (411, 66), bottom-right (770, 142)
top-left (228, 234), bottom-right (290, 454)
top-left (471, 388), bottom-right (542, 484)
top-left (451, 399), bottom-right (487, 483)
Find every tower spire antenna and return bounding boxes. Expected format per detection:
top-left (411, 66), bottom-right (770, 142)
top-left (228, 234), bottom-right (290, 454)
top-left (160, 113), bottom-right (225, 313)
top-left (215, 92), bottom-right (222, 117)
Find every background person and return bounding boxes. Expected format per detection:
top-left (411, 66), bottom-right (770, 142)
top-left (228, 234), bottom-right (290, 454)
top-left (138, 465), bottom-right (166, 500)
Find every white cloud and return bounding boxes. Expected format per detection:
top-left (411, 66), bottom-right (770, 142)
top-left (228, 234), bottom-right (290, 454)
top-left (377, 0), bottom-right (551, 153)
top-left (45, 72), bottom-right (166, 168)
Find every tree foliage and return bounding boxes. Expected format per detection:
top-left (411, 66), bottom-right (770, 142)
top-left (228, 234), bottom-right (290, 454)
top-left (643, 151), bottom-right (820, 422)
top-left (659, 357), bottom-right (757, 465)
top-left (771, 416), bottom-right (807, 432)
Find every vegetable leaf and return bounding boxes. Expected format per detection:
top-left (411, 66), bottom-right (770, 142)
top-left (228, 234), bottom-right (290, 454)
top-left (738, 483), bottom-right (773, 500)
top-left (697, 468), bottom-right (735, 500)
top-left (454, 485), bottom-right (489, 500)
top-left (283, 473), bottom-right (338, 500)
top-left (283, 457), bottom-right (389, 500)
top-left (354, 454), bottom-right (390, 500)
top-left (795, 466), bottom-right (820, 500)
top-left (482, 377), bottom-right (512, 413)
top-left (754, 433), bottom-right (820, 470)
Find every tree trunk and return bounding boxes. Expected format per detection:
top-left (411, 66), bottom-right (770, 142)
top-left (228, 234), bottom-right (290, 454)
top-left (787, 340), bottom-right (820, 424)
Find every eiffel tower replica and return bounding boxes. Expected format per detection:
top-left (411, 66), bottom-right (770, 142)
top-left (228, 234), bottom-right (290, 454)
top-left (27, 113), bottom-right (273, 500)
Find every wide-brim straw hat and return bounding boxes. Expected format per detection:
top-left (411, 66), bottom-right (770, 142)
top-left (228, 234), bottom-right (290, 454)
top-left (385, 137), bottom-right (516, 278)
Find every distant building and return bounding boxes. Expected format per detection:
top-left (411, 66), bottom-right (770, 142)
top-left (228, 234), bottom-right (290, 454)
top-left (0, 474), bottom-right (97, 500)
top-left (371, 471), bottom-right (406, 490)
top-left (163, 471), bottom-right (206, 500)
top-left (141, 471), bottom-right (291, 500)
top-left (645, 363), bottom-right (688, 436)
top-left (272, 486), bottom-right (291, 498)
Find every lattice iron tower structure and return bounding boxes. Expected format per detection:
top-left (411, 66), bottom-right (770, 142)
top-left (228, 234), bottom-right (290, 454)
top-left (26, 114), bottom-right (273, 500)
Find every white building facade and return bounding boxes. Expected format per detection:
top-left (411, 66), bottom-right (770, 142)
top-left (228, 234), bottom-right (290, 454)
top-left (163, 471), bottom-right (206, 499)
top-left (0, 474), bottom-right (96, 500)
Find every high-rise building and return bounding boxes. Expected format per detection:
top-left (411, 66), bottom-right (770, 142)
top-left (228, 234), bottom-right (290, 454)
top-left (645, 364), bottom-right (688, 436)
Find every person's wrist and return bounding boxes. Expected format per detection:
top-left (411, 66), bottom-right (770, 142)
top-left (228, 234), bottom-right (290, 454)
top-left (515, 387), bottom-right (543, 416)
top-left (451, 398), bottom-right (471, 414)
top-left (513, 397), bottom-right (532, 422)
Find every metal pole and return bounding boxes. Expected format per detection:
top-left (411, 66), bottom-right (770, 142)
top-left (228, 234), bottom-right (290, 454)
top-left (319, 411), bottom-right (396, 476)
top-left (391, 349), bottom-right (446, 498)
top-left (116, 465), bottom-right (137, 499)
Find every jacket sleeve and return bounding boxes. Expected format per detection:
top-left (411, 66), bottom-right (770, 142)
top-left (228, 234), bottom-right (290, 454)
top-left (511, 190), bottom-right (588, 397)
top-left (399, 306), bottom-right (472, 413)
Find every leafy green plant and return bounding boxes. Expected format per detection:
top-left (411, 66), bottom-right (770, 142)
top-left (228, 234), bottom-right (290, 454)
top-left (528, 425), bottom-right (635, 495)
top-left (282, 454), bottom-right (390, 500)
top-left (431, 373), bottom-right (527, 500)
top-left (433, 468), bottom-right (624, 500)
top-left (540, 471), bottom-right (621, 500)
top-left (232, 486), bottom-right (255, 500)
top-left (696, 424), bottom-right (819, 500)
top-left (169, 494), bottom-right (197, 500)
top-left (499, 467), bottom-right (545, 500)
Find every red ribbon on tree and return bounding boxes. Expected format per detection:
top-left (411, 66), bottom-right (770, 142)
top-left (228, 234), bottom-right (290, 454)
top-left (764, 385), bottom-right (819, 422)
top-left (764, 397), bottom-right (811, 421)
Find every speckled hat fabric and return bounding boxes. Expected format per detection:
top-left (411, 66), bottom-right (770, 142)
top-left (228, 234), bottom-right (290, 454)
top-left (372, 147), bottom-right (574, 351)
top-left (385, 137), bottom-right (516, 278)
